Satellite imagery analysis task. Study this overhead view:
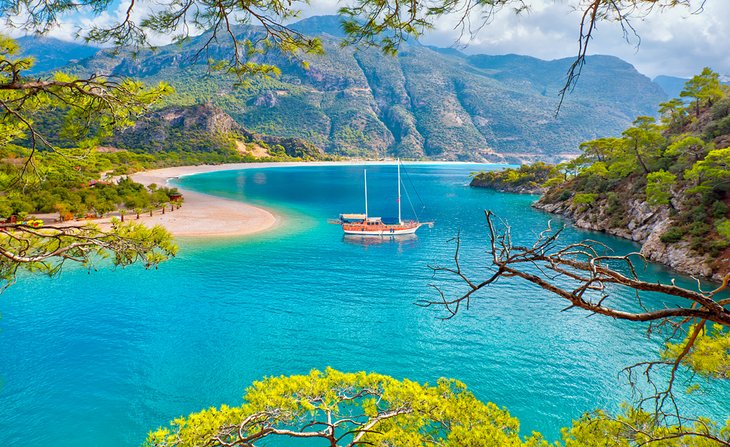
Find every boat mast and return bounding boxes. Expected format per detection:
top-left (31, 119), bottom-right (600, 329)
top-left (364, 169), bottom-right (368, 218)
top-left (397, 159), bottom-right (402, 224)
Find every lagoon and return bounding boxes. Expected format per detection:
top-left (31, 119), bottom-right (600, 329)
top-left (0, 163), bottom-right (728, 446)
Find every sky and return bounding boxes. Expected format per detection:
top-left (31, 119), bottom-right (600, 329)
top-left (3, 0), bottom-right (728, 79)
top-left (415, 0), bottom-right (730, 79)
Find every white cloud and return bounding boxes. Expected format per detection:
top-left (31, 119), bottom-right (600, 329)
top-left (420, 0), bottom-right (730, 79)
top-left (2, 0), bottom-right (727, 79)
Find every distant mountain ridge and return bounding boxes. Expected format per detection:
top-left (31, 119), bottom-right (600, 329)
top-left (654, 75), bottom-right (730, 101)
top-left (653, 75), bottom-right (689, 99)
top-left (21, 17), bottom-right (670, 161)
top-left (16, 35), bottom-right (100, 74)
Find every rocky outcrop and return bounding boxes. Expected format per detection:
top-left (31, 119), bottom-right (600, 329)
top-left (114, 103), bottom-right (325, 159)
top-left (533, 196), bottom-right (721, 280)
top-left (56, 16), bottom-right (667, 161)
top-left (641, 220), bottom-right (716, 278)
top-left (157, 103), bottom-right (240, 134)
top-left (469, 163), bottom-right (553, 194)
top-left (470, 180), bottom-right (544, 194)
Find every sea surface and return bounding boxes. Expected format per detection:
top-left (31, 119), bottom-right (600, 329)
top-left (0, 163), bottom-right (728, 446)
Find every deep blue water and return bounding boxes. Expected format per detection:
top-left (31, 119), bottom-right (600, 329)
top-left (0, 163), bottom-right (728, 446)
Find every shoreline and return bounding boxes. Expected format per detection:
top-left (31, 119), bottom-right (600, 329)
top-left (128, 161), bottom-right (498, 238)
top-left (48, 160), bottom-right (501, 239)
top-left (154, 160), bottom-right (494, 180)
top-left (127, 165), bottom-right (281, 238)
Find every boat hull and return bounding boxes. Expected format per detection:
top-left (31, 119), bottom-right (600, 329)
top-left (342, 223), bottom-right (423, 236)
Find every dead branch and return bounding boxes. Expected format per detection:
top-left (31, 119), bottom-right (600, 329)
top-left (423, 210), bottom-right (730, 326)
top-left (424, 210), bottom-right (729, 436)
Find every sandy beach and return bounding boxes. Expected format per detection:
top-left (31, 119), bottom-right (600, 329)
top-left (50, 161), bottom-right (484, 238)
top-left (126, 164), bottom-right (283, 238)
top-left (126, 161), bottom-right (454, 237)
top-left (124, 161), bottom-right (389, 237)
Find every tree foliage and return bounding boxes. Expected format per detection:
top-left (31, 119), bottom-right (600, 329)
top-left (146, 368), bottom-right (547, 447)
top-left (685, 148), bottom-right (730, 193)
top-left (562, 406), bottom-right (730, 447)
top-left (681, 67), bottom-right (724, 117)
top-left (0, 34), bottom-right (181, 288)
top-left (469, 162), bottom-right (561, 193)
top-left (621, 116), bottom-right (665, 174)
top-left (664, 323), bottom-right (730, 380)
top-left (646, 170), bottom-right (676, 207)
top-left (519, 68), bottom-right (730, 257)
top-left (0, 219), bottom-right (176, 287)
top-left (0, 34), bottom-right (172, 164)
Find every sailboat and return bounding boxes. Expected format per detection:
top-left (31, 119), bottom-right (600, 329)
top-left (331, 161), bottom-right (431, 236)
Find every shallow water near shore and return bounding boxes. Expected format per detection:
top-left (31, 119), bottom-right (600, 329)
top-left (0, 163), bottom-right (728, 446)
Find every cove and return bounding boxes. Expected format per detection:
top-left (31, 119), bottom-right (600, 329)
top-left (0, 163), bottom-right (728, 446)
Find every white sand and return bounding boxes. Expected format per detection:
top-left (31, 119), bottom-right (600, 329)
top-left (127, 164), bottom-right (281, 238)
top-left (64, 161), bottom-right (487, 238)
top-left (127, 161), bottom-right (386, 237)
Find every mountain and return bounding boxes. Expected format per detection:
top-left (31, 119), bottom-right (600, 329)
top-left (654, 75), bottom-right (688, 99)
top-left (112, 102), bottom-right (325, 160)
top-left (16, 35), bottom-right (99, 74)
top-left (32, 16), bottom-right (668, 161)
top-left (653, 75), bottom-right (729, 101)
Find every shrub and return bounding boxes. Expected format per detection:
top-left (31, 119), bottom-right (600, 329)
top-left (606, 192), bottom-right (622, 215)
top-left (646, 170), bottom-right (676, 206)
top-left (660, 227), bottom-right (685, 244)
top-left (710, 96), bottom-right (730, 120)
top-left (712, 201), bottom-right (729, 219)
top-left (691, 205), bottom-right (709, 222)
top-left (708, 238), bottom-right (730, 256)
top-left (573, 193), bottom-right (598, 205)
top-left (716, 219), bottom-right (730, 241)
top-left (543, 177), bottom-right (564, 188)
top-left (689, 221), bottom-right (711, 236)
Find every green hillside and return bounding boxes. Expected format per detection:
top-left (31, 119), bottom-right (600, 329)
top-left (55, 15), bottom-right (666, 161)
top-left (472, 68), bottom-right (730, 279)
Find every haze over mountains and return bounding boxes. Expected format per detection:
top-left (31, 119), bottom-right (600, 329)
top-left (22, 15), bottom-right (682, 162)
top-left (17, 35), bottom-right (100, 74)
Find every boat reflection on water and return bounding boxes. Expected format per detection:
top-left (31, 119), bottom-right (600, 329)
top-left (342, 233), bottom-right (419, 249)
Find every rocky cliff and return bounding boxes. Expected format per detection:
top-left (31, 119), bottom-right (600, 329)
top-left (468, 165), bottom-right (720, 278)
top-left (52, 15), bottom-right (667, 161)
top-left (472, 70), bottom-right (730, 282)
top-left (533, 191), bottom-right (730, 281)
top-left (113, 103), bottom-right (325, 160)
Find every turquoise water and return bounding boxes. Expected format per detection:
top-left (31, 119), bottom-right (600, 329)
top-left (0, 163), bottom-right (728, 446)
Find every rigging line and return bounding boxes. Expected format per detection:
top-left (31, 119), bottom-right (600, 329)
top-left (400, 163), bottom-right (425, 210)
top-left (401, 175), bottom-right (419, 221)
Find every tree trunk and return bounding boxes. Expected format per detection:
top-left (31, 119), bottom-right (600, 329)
top-left (633, 142), bottom-right (650, 174)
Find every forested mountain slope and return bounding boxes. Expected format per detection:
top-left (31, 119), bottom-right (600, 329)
top-left (111, 103), bottom-right (325, 160)
top-left (473, 69), bottom-right (730, 279)
top-left (16, 35), bottom-right (99, 74)
top-left (50, 15), bottom-right (667, 161)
